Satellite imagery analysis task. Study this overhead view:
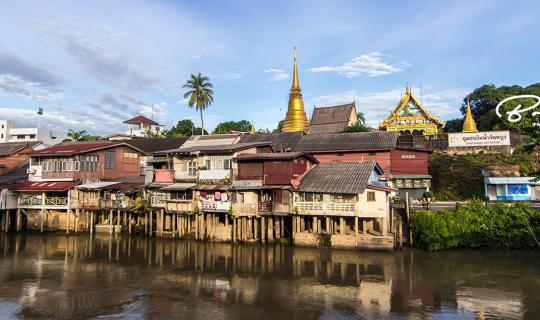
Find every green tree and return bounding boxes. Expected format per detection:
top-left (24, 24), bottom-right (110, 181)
top-left (165, 119), bottom-right (196, 137)
top-left (356, 112), bottom-right (366, 125)
top-left (442, 118), bottom-right (464, 133)
top-left (212, 120), bottom-right (252, 134)
top-left (65, 129), bottom-right (101, 142)
top-left (273, 120), bottom-right (285, 133)
top-left (343, 124), bottom-right (370, 133)
top-left (183, 73), bottom-right (214, 135)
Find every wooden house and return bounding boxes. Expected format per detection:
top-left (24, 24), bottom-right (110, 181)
top-left (231, 152), bottom-right (318, 242)
top-left (292, 161), bottom-right (396, 250)
top-left (292, 131), bottom-right (432, 200)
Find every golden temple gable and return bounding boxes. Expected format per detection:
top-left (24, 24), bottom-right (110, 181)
top-left (379, 86), bottom-right (444, 135)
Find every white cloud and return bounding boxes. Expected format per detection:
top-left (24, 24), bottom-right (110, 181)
top-left (308, 52), bottom-right (409, 78)
top-left (212, 72), bottom-right (244, 80)
top-left (265, 68), bottom-right (289, 81)
top-left (0, 74), bottom-right (64, 101)
top-left (309, 86), bottom-right (470, 127)
top-left (140, 102), bottom-right (167, 121)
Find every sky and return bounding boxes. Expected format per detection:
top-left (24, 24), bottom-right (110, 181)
top-left (0, 0), bottom-right (539, 135)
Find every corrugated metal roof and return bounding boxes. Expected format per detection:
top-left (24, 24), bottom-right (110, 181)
top-left (125, 138), bottom-right (187, 154)
top-left (238, 132), bottom-right (304, 152)
top-left (292, 131), bottom-right (399, 152)
top-left (485, 177), bottom-right (539, 185)
top-left (9, 181), bottom-right (79, 192)
top-left (166, 142), bottom-right (272, 154)
top-left (101, 182), bottom-right (143, 194)
top-left (76, 181), bottom-right (121, 189)
top-left (123, 115), bottom-right (161, 126)
top-left (193, 184), bottom-right (229, 191)
top-left (0, 142), bottom-right (35, 157)
top-left (160, 183), bottom-right (197, 191)
top-left (235, 151), bottom-right (318, 163)
top-left (298, 162), bottom-right (379, 194)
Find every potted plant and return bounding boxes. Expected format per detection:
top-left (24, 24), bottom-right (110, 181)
top-left (422, 191), bottom-right (434, 202)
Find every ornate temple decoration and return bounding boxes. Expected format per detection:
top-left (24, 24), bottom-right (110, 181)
top-left (462, 99), bottom-right (478, 132)
top-left (379, 86), bottom-right (444, 135)
top-left (282, 48), bottom-right (310, 132)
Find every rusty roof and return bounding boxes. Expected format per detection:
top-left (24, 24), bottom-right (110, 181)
top-left (238, 132), bottom-right (304, 151)
top-left (235, 151), bottom-right (318, 163)
top-left (297, 162), bottom-right (382, 194)
top-left (27, 141), bottom-right (142, 156)
top-left (9, 181), bottom-right (79, 192)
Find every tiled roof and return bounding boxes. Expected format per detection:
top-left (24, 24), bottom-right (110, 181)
top-left (0, 164), bottom-right (29, 188)
top-left (0, 142), bottom-right (36, 157)
top-left (297, 162), bottom-right (379, 194)
top-left (292, 131), bottom-right (399, 152)
top-left (238, 132), bottom-right (304, 152)
top-left (125, 137), bottom-right (188, 154)
top-left (165, 142), bottom-right (273, 154)
top-left (308, 103), bottom-right (355, 134)
top-left (27, 141), bottom-right (141, 156)
top-left (9, 181), bottom-right (79, 192)
top-left (235, 151), bottom-right (318, 163)
top-left (123, 115), bottom-right (161, 126)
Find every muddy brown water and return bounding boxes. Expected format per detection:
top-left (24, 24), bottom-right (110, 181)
top-left (0, 233), bottom-right (539, 319)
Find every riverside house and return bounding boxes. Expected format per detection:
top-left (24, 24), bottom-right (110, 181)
top-left (292, 161), bottom-right (396, 250)
top-left (9, 141), bottom-right (142, 232)
top-left (292, 131), bottom-right (432, 200)
top-left (232, 151), bottom-right (318, 243)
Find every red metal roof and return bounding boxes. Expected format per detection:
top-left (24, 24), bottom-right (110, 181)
top-left (123, 115), bottom-right (160, 126)
top-left (9, 181), bottom-right (79, 192)
top-left (27, 141), bottom-right (138, 156)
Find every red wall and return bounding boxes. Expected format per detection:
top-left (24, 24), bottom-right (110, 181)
top-left (312, 149), bottom-right (429, 175)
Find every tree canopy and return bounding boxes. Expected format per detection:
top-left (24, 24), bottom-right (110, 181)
top-left (65, 129), bottom-right (101, 142)
top-left (212, 120), bottom-right (252, 134)
top-left (164, 119), bottom-right (207, 137)
top-left (183, 73), bottom-right (214, 135)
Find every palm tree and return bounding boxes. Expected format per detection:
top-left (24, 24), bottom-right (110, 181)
top-left (182, 73), bottom-right (214, 135)
top-left (357, 112), bottom-right (366, 126)
top-left (66, 129), bottom-right (87, 141)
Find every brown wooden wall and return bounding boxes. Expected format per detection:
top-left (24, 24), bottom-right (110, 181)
top-left (389, 149), bottom-right (429, 175)
top-left (313, 151), bottom-right (392, 173)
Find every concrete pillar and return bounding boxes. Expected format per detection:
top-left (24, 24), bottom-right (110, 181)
top-left (261, 216), bottom-right (266, 243)
top-left (109, 209), bottom-right (113, 235)
top-left (355, 216), bottom-right (359, 246)
top-left (326, 217), bottom-right (331, 233)
top-left (149, 210), bottom-right (153, 237)
top-left (66, 209), bottom-right (70, 234)
top-left (381, 218), bottom-right (388, 236)
top-left (75, 208), bottom-right (79, 233)
top-left (317, 217), bottom-right (321, 234)
top-left (233, 217), bottom-right (237, 243)
top-left (16, 208), bottom-right (22, 232)
top-left (117, 210), bottom-right (121, 234)
top-left (90, 211), bottom-right (94, 234)
top-left (280, 217), bottom-right (284, 238)
top-left (363, 219), bottom-right (367, 234)
top-left (292, 216), bottom-right (296, 241)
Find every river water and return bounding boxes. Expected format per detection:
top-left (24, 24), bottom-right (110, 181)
top-left (0, 234), bottom-right (538, 319)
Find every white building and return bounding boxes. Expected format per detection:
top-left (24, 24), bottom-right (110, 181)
top-left (123, 115), bottom-right (165, 138)
top-left (0, 120), bottom-right (65, 146)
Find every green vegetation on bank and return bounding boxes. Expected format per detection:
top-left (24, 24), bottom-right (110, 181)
top-left (429, 150), bottom-right (540, 200)
top-left (411, 201), bottom-right (540, 251)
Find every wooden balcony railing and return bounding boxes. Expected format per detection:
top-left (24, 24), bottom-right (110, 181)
top-left (20, 195), bottom-right (69, 208)
top-left (293, 201), bottom-right (357, 216)
top-left (199, 200), bottom-right (231, 212)
top-left (232, 202), bottom-right (258, 216)
top-left (258, 201), bottom-right (272, 214)
top-left (165, 199), bottom-right (196, 213)
top-left (272, 202), bottom-right (291, 213)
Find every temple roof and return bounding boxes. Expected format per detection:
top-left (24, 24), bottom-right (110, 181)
top-left (379, 88), bottom-right (444, 128)
top-left (462, 100), bottom-right (478, 132)
top-left (308, 102), bottom-right (356, 134)
top-left (282, 48), bottom-right (309, 132)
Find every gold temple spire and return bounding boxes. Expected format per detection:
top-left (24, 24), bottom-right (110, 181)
top-left (462, 98), bottom-right (478, 133)
top-left (282, 47), bottom-right (309, 132)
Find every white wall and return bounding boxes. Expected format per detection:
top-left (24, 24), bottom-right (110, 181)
top-left (0, 119), bottom-right (65, 145)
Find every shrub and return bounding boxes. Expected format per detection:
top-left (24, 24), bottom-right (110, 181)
top-left (411, 201), bottom-right (540, 250)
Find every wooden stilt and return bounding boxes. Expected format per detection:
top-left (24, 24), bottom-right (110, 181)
top-left (355, 216), bottom-right (359, 246)
top-left (233, 217), bottom-right (237, 243)
top-left (66, 209), bottom-right (70, 234)
top-left (90, 211), bottom-right (94, 234)
top-left (109, 209), bottom-right (113, 235)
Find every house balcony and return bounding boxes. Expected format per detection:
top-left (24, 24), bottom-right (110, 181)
top-left (199, 199), bottom-right (231, 212)
top-left (41, 171), bottom-right (75, 180)
top-left (77, 199), bottom-right (125, 210)
top-left (232, 202), bottom-right (258, 216)
top-left (19, 195), bottom-right (69, 209)
top-left (231, 201), bottom-right (292, 216)
top-left (293, 201), bottom-right (358, 216)
top-left (199, 169), bottom-right (230, 181)
top-left (174, 171), bottom-right (198, 181)
top-left (165, 199), bottom-right (197, 213)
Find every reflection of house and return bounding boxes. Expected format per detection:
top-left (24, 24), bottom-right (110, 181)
top-left (292, 161), bottom-right (396, 250)
top-left (123, 115), bottom-right (165, 138)
top-left (379, 86), bottom-right (444, 135)
top-left (308, 102), bottom-right (357, 134)
top-left (292, 131), bottom-right (432, 199)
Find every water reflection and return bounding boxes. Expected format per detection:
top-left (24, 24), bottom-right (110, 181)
top-left (0, 233), bottom-right (539, 319)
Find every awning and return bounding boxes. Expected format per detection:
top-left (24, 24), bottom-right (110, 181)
top-left (9, 181), bottom-right (79, 192)
top-left (146, 156), bottom-right (169, 163)
top-left (75, 181), bottom-right (121, 190)
top-left (193, 184), bottom-right (229, 191)
top-left (160, 183), bottom-right (196, 191)
top-left (485, 177), bottom-right (539, 185)
top-left (145, 183), bottom-right (171, 188)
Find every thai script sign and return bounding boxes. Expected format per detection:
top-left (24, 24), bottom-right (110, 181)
top-left (448, 131), bottom-right (511, 147)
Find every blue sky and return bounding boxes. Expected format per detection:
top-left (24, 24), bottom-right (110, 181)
top-left (0, 0), bottom-right (539, 135)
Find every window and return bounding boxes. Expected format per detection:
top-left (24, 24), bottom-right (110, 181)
top-left (367, 191), bottom-right (376, 202)
top-left (205, 159), bottom-right (211, 170)
top-left (29, 134), bottom-right (36, 139)
top-left (304, 192), bottom-right (323, 202)
top-left (17, 135), bottom-right (25, 140)
top-left (188, 160), bottom-right (197, 176)
top-left (223, 158), bottom-right (232, 170)
top-left (81, 155), bottom-right (99, 172)
top-left (105, 151), bottom-right (116, 169)
top-left (61, 161), bottom-right (73, 172)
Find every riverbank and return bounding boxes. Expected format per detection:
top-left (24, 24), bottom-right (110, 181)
top-left (410, 201), bottom-right (540, 251)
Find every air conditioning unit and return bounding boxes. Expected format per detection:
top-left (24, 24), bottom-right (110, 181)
top-left (26, 168), bottom-right (37, 174)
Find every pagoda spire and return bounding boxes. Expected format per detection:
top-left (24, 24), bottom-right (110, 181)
top-left (462, 98), bottom-right (478, 132)
top-left (282, 47), bottom-right (309, 132)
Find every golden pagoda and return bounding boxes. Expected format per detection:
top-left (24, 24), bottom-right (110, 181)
top-left (379, 85), bottom-right (444, 135)
top-left (462, 99), bottom-right (478, 132)
top-left (282, 48), bottom-right (309, 132)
